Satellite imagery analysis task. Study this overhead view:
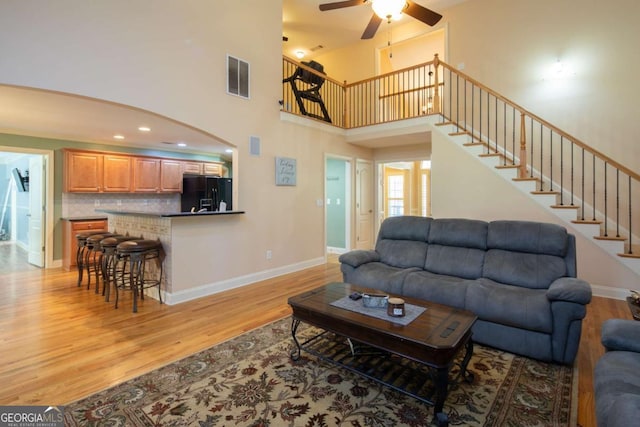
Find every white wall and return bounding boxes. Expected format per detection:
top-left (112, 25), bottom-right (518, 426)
top-left (0, 1), bottom-right (372, 283)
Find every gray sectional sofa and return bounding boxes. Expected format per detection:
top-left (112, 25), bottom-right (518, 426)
top-left (594, 319), bottom-right (640, 427)
top-left (339, 216), bottom-right (592, 364)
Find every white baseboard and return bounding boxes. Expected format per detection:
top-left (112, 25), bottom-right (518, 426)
top-left (591, 283), bottom-right (633, 301)
top-left (327, 247), bottom-right (348, 255)
top-left (164, 256), bottom-right (327, 305)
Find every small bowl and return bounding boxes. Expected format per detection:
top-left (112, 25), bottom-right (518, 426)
top-left (362, 293), bottom-right (389, 308)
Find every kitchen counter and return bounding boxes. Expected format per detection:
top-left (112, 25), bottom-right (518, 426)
top-left (95, 209), bottom-right (245, 217)
top-left (98, 209), bottom-right (246, 305)
top-left (61, 215), bottom-right (108, 221)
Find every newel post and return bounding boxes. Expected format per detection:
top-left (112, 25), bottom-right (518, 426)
top-left (432, 54), bottom-right (440, 114)
top-left (519, 112), bottom-right (527, 178)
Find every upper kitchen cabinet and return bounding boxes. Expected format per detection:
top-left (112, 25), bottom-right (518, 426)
top-left (63, 148), bottom-right (228, 193)
top-left (160, 159), bottom-right (183, 192)
top-left (133, 157), bottom-right (161, 193)
top-left (103, 154), bottom-right (132, 192)
top-left (203, 163), bottom-right (222, 176)
top-left (64, 150), bottom-right (103, 192)
top-left (182, 161), bottom-right (203, 175)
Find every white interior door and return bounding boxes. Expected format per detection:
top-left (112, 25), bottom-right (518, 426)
top-left (355, 159), bottom-right (373, 250)
top-left (28, 156), bottom-right (44, 267)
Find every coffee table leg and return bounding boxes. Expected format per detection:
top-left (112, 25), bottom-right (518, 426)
top-left (459, 339), bottom-right (475, 383)
top-left (290, 318), bottom-right (302, 361)
top-left (433, 367), bottom-right (449, 426)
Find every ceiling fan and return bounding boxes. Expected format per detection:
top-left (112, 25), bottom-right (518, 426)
top-left (319, 0), bottom-right (442, 39)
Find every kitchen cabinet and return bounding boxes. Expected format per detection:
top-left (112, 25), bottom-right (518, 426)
top-left (63, 149), bottom-right (226, 193)
top-left (64, 150), bottom-right (102, 192)
top-left (182, 162), bottom-right (203, 175)
top-left (62, 218), bottom-right (108, 271)
top-left (133, 157), bottom-right (161, 192)
top-left (102, 154), bottom-right (132, 192)
top-left (203, 163), bottom-right (222, 176)
top-left (160, 159), bottom-right (183, 192)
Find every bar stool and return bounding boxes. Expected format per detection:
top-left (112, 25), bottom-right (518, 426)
top-left (84, 232), bottom-right (118, 292)
top-left (115, 240), bottom-right (165, 313)
top-left (100, 235), bottom-right (142, 302)
top-left (75, 230), bottom-right (109, 287)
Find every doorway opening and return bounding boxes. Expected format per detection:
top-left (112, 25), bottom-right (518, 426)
top-left (325, 156), bottom-right (351, 255)
top-left (377, 160), bottom-right (431, 223)
top-left (0, 147), bottom-right (53, 273)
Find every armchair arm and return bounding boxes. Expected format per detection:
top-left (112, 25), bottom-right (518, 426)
top-left (601, 319), bottom-right (640, 353)
top-left (338, 250), bottom-right (380, 268)
top-left (547, 277), bottom-right (592, 304)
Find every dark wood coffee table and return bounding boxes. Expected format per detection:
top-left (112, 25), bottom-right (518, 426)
top-left (288, 282), bottom-right (477, 427)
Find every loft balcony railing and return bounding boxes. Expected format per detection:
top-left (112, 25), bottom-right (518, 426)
top-left (281, 55), bottom-right (639, 256)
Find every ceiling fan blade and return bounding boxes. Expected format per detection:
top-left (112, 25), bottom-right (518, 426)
top-left (404, 0), bottom-right (443, 26)
top-left (361, 13), bottom-right (382, 39)
top-left (319, 0), bottom-right (365, 11)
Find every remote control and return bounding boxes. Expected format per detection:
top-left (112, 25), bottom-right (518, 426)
top-left (349, 292), bottom-right (362, 300)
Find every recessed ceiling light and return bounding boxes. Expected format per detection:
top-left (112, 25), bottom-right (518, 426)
top-left (177, 142), bottom-right (187, 147)
top-left (138, 126), bottom-right (151, 132)
top-left (225, 149), bottom-right (233, 153)
top-left (113, 134), bottom-right (125, 140)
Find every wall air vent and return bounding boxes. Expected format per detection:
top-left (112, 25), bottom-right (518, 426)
top-left (227, 54), bottom-right (250, 99)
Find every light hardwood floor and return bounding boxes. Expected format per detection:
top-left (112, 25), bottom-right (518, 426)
top-left (0, 257), bottom-right (631, 427)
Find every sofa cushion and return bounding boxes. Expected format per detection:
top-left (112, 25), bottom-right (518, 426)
top-left (424, 245), bottom-right (485, 279)
top-left (487, 220), bottom-right (569, 256)
top-left (342, 262), bottom-right (418, 295)
top-left (465, 278), bottom-right (553, 333)
top-left (483, 249), bottom-right (567, 289)
top-left (424, 218), bottom-right (487, 279)
top-left (428, 218), bottom-right (488, 249)
top-left (595, 351), bottom-right (640, 427)
top-left (375, 216), bottom-right (431, 268)
top-left (402, 271), bottom-right (470, 309)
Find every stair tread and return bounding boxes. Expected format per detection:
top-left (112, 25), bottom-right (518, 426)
top-left (618, 252), bottom-right (640, 259)
top-left (572, 219), bottom-right (603, 224)
top-left (449, 131), bottom-right (470, 136)
top-left (512, 177), bottom-right (538, 182)
top-left (478, 153), bottom-right (502, 158)
top-left (495, 164), bottom-right (519, 169)
top-left (531, 190), bottom-right (560, 195)
top-left (463, 142), bottom-right (485, 147)
top-left (550, 204), bottom-right (579, 209)
top-left (435, 121), bottom-right (454, 127)
top-left (594, 235), bottom-right (627, 241)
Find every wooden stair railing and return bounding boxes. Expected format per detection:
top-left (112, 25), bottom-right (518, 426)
top-left (433, 56), bottom-right (639, 259)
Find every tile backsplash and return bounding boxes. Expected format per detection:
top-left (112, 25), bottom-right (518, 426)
top-left (62, 193), bottom-right (180, 218)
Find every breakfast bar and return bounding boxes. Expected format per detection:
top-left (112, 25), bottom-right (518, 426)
top-left (96, 209), bottom-right (245, 304)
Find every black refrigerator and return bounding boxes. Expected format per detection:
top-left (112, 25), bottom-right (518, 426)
top-left (181, 174), bottom-right (233, 212)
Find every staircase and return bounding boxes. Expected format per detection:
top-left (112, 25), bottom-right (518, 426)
top-left (281, 54), bottom-right (640, 293)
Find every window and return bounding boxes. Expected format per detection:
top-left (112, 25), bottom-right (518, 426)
top-left (227, 55), bottom-right (250, 99)
top-left (387, 175), bottom-right (404, 217)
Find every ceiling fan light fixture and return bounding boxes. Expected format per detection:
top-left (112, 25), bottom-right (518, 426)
top-left (371, 0), bottom-right (406, 21)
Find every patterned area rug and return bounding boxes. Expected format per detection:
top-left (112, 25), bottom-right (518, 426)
top-left (64, 317), bottom-right (577, 426)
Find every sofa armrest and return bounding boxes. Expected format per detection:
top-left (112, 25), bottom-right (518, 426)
top-left (339, 250), bottom-right (380, 268)
top-left (547, 277), bottom-right (592, 304)
top-left (601, 319), bottom-right (640, 353)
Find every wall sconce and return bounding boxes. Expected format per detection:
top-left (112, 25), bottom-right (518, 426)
top-left (544, 60), bottom-right (575, 81)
